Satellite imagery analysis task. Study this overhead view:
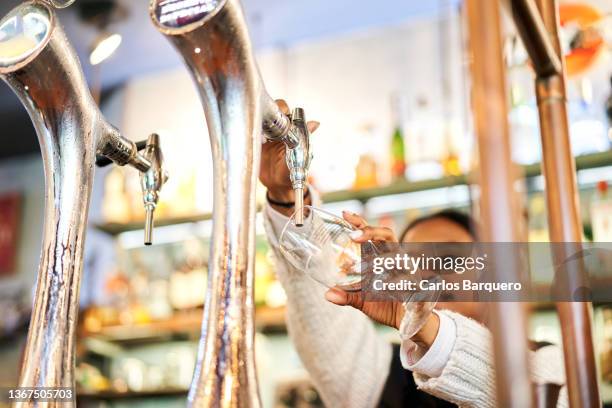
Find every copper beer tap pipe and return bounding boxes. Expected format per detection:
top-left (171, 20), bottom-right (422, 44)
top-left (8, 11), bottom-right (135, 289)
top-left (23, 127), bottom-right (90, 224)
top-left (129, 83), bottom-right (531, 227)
top-left (530, 0), bottom-right (600, 405)
top-left (508, 0), bottom-right (562, 77)
top-left (466, 0), bottom-right (535, 406)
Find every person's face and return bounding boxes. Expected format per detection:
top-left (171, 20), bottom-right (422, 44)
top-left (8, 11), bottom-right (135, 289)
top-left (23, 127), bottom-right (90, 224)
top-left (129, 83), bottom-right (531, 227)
top-left (401, 217), bottom-right (483, 322)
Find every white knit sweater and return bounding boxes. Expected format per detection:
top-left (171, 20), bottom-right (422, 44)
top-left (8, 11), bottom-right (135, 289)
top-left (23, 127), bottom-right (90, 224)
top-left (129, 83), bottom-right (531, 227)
top-left (263, 202), bottom-right (568, 408)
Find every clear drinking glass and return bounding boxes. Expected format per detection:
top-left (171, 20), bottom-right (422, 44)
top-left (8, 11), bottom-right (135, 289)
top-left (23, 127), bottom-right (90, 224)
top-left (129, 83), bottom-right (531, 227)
top-left (279, 205), bottom-right (441, 337)
top-left (279, 205), bottom-right (372, 291)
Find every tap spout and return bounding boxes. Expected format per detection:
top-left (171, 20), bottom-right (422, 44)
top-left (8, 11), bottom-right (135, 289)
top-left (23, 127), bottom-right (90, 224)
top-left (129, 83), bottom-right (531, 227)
top-left (140, 134), bottom-right (168, 246)
top-left (285, 107), bottom-right (311, 226)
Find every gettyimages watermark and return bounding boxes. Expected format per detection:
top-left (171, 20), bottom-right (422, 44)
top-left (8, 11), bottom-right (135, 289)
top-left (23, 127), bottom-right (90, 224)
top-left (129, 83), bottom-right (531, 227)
top-left (357, 242), bottom-right (612, 303)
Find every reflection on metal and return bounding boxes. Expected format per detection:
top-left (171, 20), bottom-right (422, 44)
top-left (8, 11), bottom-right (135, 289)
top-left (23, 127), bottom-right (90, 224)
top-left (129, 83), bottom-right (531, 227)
top-left (48, 0), bottom-right (77, 9)
top-left (150, 0), bottom-right (310, 405)
top-left (466, 0), bottom-right (534, 407)
top-left (0, 1), bottom-right (163, 401)
top-left (510, 0), bottom-right (562, 77)
top-left (528, 0), bottom-right (601, 406)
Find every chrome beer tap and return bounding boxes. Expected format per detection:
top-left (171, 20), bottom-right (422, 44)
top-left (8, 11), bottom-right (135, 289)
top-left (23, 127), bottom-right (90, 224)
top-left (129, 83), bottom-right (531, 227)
top-left (140, 133), bottom-right (169, 245)
top-left (261, 103), bottom-right (312, 226)
top-left (272, 106), bottom-right (311, 227)
top-left (150, 0), bottom-right (311, 406)
top-left (0, 1), bottom-right (166, 399)
top-left (151, 0), bottom-right (312, 227)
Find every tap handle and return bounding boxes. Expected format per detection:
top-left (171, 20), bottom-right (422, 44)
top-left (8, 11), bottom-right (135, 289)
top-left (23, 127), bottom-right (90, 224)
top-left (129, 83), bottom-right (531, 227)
top-left (140, 134), bottom-right (167, 245)
top-left (95, 140), bottom-right (148, 168)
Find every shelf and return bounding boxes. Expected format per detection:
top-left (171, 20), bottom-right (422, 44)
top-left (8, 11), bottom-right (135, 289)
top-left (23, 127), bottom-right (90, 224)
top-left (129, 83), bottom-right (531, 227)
top-left (77, 388), bottom-right (187, 400)
top-left (95, 212), bottom-right (213, 235)
top-left (81, 306), bottom-right (286, 345)
top-left (94, 151), bottom-right (612, 235)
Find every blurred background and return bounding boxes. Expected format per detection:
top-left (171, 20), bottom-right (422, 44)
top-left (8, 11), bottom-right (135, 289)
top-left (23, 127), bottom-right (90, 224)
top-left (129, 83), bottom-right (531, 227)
top-left (0, 0), bottom-right (611, 406)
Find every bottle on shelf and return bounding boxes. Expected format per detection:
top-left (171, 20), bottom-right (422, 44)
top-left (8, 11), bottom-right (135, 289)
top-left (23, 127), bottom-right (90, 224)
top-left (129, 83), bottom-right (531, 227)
top-left (606, 75), bottom-right (612, 142)
top-left (602, 307), bottom-right (612, 383)
top-left (442, 149), bottom-right (461, 177)
top-left (354, 155), bottom-right (379, 190)
top-left (568, 77), bottom-right (609, 155)
top-left (403, 96), bottom-right (445, 181)
top-left (353, 124), bottom-right (381, 189)
top-left (389, 95), bottom-right (407, 182)
top-left (591, 180), bottom-right (612, 242)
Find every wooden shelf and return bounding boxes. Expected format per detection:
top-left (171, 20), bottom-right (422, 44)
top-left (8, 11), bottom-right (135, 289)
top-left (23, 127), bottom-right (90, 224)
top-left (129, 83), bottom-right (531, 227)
top-left (81, 306), bottom-right (286, 345)
top-left (94, 213), bottom-right (213, 235)
top-left (94, 151), bottom-right (612, 235)
top-left (77, 388), bottom-right (187, 400)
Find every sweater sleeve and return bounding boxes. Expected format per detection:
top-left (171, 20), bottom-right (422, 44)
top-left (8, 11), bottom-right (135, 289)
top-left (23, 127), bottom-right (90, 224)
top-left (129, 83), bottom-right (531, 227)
top-left (263, 196), bottom-right (393, 408)
top-left (412, 310), bottom-right (568, 408)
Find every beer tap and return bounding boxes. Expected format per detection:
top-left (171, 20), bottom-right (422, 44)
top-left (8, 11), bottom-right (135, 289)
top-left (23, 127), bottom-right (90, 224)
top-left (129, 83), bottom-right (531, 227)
top-left (150, 0), bottom-right (312, 405)
top-left (95, 134), bottom-right (169, 245)
top-left (0, 0), bottom-right (166, 395)
top-left (264, 105), bottom-right (312, 226)
top-left (151, 0), bottom-right (312, 227)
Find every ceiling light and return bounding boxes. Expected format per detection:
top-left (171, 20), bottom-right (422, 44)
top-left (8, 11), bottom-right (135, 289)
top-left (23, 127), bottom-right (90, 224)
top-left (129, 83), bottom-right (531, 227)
top-left (89, 32), bottom-right (121, 66)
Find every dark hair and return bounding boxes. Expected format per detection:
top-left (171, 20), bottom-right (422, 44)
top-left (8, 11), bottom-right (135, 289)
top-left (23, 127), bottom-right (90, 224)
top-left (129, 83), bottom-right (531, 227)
top-left (400, 209), bottom-right (478, 241)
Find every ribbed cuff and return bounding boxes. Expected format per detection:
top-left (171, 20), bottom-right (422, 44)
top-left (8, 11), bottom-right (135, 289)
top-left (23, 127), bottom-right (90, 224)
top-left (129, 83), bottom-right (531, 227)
top-left (413, 310), bottom-right (495, 408)
top-left (400, 310), bottom-right (456, 378)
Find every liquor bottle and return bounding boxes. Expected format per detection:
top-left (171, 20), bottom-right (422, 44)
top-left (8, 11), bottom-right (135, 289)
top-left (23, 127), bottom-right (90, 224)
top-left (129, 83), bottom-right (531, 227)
top-left (353, 155), bottom-right (379, 189)
top-left (441, 121), bottom-right (461, 177)
top-left (353, 124), bottom-right (382, 189)
top-left (591, 181), bottom-right (612, 242)
top-left (606, 75), bottom-right (612, 130)
top-left (602, 307), bottom-right (612, 383)
top-left (389, 96), bottom-right (406, 181)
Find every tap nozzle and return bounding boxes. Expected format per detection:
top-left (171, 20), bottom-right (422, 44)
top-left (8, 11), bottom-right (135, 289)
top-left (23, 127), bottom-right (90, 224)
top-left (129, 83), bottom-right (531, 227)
top-left (140, 134), bottom-right (168, 245)
top-left (285, 107), bottom-right (311, 227)
top-left (144, 205), bottom-right (155, 245)
top-left (294, 187), bottom-right (305, 226)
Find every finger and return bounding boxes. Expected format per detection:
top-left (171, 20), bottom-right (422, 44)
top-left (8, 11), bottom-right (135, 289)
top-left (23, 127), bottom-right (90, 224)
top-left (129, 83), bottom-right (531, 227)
top-left (307, 121), bottom-right (320, 134)
top-left (325, 287), bottom-right (348, 305)
top-left (342, 211), bottom-right (368, 229)
top-left (325, 287), bottom-right (364, 310)
top-left (351, 226), bottom-right (397, 243)
top-left (275, 99), bottom-right (290, 115)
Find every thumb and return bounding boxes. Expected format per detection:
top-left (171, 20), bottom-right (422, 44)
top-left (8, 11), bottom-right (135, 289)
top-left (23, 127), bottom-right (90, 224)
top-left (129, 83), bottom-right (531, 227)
top-left (325, 287), bottom-right (364, 310)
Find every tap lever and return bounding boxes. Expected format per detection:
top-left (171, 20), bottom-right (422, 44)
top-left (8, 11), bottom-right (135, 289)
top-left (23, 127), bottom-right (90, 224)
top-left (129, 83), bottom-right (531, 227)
top-left (96, 140), bottom-right (148, 168)
top-left (140, 134), bottom-right (168, 245)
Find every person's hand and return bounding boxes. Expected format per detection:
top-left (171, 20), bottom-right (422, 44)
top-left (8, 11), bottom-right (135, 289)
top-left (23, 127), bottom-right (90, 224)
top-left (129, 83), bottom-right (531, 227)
top-left (259, 99), bottom-right (320, 214)
top-left (325, 212), bottom-right (440, 347)
top-left (326, 211), bottom-right (404, 326)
